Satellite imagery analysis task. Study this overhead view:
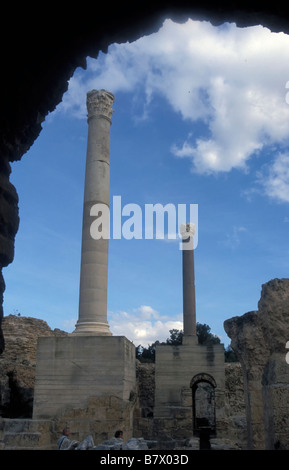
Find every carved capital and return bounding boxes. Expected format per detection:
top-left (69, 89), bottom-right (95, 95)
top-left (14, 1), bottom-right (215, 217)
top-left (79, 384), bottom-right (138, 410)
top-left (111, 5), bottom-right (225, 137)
top-left (86, 89), bottom-right (114, 122)
top-left (180, 222), bottom-right (195, 238)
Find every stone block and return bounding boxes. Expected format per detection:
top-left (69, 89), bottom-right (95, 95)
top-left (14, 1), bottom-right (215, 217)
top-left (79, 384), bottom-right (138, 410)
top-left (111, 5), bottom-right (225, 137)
top-left (33, 335), bottom-right (135, 420)
top-left (154, 341), bottom-right (225, 440)
top-left (4, 431), bottom-right (41, 448)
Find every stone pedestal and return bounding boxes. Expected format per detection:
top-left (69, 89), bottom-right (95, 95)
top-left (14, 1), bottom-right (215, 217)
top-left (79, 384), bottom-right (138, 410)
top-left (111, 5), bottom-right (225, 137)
top-left (33, 336), bottom-right (136, 435)
top-left (154, 342), bottom-right (225, 440)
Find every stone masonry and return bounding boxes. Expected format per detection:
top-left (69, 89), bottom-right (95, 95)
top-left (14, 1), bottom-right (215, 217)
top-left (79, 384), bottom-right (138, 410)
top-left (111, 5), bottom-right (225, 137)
top-left (224, 278), bottom-right (289, 450)
top-left (0, 315), bottom-right (247, 449)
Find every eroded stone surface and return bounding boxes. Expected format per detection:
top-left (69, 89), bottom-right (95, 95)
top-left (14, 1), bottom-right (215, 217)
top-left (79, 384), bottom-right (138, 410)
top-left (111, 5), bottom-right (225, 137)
top-left (0, 315), bottom-right (67, 417)
top-left (224, 278), bottom-right (289, 449)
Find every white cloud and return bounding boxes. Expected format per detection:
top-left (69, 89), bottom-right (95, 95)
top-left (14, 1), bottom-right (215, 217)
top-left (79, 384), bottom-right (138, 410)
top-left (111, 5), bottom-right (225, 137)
top-left (134, 305), bottom-right (160, 319)
top-left (257, 152), bottom-right (289, 203)
top-left (108, 306), bottom-right (183, 346)
top-left (58, 19), bottom-right (289, 198)
top-left (58, 305), bottom-right (183, 344)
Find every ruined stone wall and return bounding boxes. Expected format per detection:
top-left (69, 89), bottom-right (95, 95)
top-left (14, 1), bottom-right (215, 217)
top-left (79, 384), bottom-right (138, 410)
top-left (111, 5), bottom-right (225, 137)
top-left (222, 363), bottom-right (247, 447)
top-left (0, 315), bottom-right (67, 418)
top-left (152, 341), bottom-right (226, 442)
top-left (224, 278), bottom-right (289, 450)
top-left (134, 359), bottom-right (247, 448)
top-left (0, 315), bottom-right (247, 448)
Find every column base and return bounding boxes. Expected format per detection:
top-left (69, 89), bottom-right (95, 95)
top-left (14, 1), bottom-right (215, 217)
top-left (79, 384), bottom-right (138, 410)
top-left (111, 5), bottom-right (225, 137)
top-left (182, 335), bottom-right (198, 345)
top-left (73, 321), bottom-right (112, 336)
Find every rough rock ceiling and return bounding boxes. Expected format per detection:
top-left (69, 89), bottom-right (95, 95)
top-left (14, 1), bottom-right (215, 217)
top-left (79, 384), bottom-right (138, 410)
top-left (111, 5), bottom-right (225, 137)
top-left (1, 2), bottom-right (289, 163)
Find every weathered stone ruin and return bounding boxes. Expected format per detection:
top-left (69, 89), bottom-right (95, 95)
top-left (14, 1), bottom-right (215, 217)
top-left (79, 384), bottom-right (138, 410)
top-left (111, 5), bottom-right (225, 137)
top-left (224, 278), bottom-right (289, 450)
top-left (1, 275), bottom-right (289, 451)
top-left (1, 1), bottom-right (289, 452)
top-left (0, 315), bottom-right (67, 419)
top-left (0, 315), bottom-right (247, 450)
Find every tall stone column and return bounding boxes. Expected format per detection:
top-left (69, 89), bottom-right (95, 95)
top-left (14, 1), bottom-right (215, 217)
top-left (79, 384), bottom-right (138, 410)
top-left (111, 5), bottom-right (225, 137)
top-left (180, 223), bottom-right (197, 339)
top-left (74, 89), bottom-right (114, 335)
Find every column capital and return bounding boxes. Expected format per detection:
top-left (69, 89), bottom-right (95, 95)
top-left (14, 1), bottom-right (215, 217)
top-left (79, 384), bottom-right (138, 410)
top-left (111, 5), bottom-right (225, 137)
top-left (180, 222), bottom-right (195, 239)
top-left (87, 89), bottom-right (115, 122)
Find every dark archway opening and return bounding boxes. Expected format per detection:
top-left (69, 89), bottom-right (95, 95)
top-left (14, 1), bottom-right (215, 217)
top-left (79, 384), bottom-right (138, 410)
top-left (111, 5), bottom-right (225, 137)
top-left (191, 373), bottom-right (217, 449)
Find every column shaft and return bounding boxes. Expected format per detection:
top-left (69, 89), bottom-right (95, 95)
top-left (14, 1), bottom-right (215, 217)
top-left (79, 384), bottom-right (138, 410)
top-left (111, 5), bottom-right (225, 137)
top-left (74, 89), bottom-right (114, 335)
top-left (181, 223), bottom-right (197, 337)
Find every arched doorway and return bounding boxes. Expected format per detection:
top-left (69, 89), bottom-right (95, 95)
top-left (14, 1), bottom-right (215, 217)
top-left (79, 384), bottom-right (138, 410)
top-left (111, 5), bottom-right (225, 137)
top-left (190, 373), bottom-right (217, 439)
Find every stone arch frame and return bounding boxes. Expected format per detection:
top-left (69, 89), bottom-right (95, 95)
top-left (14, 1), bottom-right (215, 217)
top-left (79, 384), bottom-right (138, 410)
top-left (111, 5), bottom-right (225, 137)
top-left (190, 373), bottom-right (217, 436)
top-left (190, 373), bottom-right (217, 390)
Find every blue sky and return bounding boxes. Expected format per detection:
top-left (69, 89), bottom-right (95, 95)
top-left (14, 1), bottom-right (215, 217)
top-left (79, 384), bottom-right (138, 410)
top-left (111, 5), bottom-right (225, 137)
top-left (4, 19), bottom-right (289, 347)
